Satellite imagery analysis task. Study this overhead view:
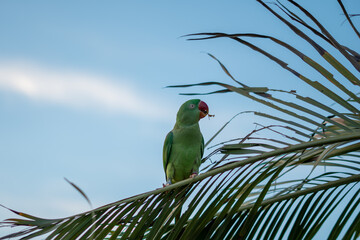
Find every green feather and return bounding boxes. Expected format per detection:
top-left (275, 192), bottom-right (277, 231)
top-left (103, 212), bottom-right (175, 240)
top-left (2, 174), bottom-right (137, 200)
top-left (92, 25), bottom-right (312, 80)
top-left (163, 99), bottom-right (206, 184)
top-left (163, 131), bottom-right (173, 180)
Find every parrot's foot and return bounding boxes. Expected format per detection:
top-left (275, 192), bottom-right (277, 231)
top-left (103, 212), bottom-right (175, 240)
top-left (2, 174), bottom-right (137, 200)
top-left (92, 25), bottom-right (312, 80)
top-left (163, 179), bottom-right (172, 187)
top-left (189, 173), bottom-right (198, 178)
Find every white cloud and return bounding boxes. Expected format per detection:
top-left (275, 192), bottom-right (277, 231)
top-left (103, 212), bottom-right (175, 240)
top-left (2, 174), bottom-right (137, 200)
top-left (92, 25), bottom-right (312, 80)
top-left (0, 60), bottom-right (169, 120)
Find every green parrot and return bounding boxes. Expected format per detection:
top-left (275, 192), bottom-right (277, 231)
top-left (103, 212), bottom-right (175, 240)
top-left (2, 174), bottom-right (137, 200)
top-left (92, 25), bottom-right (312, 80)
top-left (163, 99), bottom-right (209, 185)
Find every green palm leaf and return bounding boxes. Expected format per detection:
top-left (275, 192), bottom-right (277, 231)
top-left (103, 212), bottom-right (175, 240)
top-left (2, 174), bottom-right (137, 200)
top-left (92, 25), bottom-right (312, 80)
top-left (1, 0), bottom-right (360, 239)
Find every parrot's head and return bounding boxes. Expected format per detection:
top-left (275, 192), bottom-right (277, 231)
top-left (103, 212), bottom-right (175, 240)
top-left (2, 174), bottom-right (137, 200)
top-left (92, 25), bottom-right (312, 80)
top-left (176, 99), bottom-right (209, 126)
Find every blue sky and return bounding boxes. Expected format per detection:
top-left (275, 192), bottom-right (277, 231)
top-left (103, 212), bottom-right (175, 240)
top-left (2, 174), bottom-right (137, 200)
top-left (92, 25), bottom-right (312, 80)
top-left (0, 0), bottom-right (359, 237)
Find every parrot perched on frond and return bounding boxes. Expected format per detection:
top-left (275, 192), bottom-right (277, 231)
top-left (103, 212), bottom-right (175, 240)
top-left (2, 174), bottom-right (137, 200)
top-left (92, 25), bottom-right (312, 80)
top-left (163, 99), bottom-right (209, 185)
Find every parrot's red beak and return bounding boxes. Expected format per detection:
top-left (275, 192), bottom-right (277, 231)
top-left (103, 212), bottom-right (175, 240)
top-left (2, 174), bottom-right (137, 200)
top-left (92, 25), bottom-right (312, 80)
top-left (198, 101), bottom-right (209, 119)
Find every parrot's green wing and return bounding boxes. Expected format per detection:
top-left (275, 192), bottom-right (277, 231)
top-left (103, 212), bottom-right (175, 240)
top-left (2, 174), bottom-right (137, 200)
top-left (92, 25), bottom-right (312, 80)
top-left (163, 131), bottom-right (173, 179)
top-left (201, 135), bottom-right (204, 158)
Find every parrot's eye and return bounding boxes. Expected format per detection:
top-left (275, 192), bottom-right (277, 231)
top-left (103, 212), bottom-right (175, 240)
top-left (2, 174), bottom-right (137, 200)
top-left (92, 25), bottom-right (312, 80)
top-left (189, 104), bottom-right (195, 109)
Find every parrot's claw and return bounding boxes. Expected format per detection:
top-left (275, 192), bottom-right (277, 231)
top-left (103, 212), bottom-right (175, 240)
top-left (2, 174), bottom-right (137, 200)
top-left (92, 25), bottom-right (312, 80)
top-left (163, 179), bottom-right (172, 187)
top-left (189, 173), bottom-right (198, 178)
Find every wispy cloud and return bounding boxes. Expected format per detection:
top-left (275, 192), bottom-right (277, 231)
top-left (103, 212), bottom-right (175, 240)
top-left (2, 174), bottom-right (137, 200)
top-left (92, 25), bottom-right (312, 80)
top-left (0, 60), bottom-right (169, 120)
